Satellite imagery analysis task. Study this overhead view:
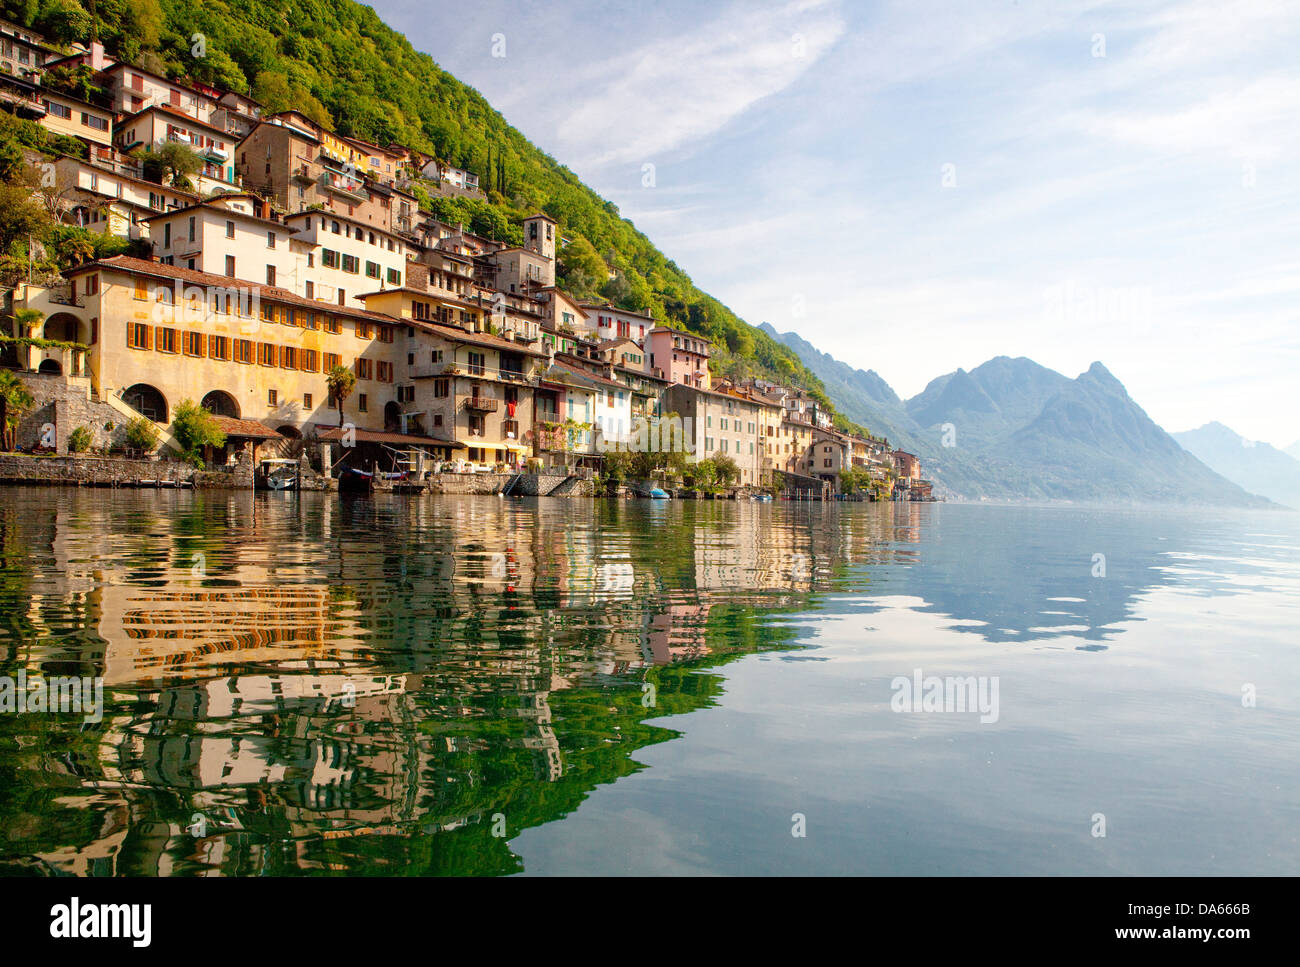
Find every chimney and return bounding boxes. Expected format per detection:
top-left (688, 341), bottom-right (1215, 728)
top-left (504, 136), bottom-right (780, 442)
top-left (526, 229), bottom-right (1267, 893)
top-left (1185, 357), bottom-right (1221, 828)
top-left (89, 41), bottom-right (107, 71)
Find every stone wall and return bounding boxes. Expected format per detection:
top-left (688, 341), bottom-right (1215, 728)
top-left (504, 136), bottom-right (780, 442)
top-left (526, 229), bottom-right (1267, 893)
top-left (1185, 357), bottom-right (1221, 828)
top-left (425, 472), bottom-right (512, 495)
top-left (417, 471), bottom-right (596, 497)
top-left (13, 371), bottom-right (134, 454)
top-left (0, 452), bottom-right (250, 486)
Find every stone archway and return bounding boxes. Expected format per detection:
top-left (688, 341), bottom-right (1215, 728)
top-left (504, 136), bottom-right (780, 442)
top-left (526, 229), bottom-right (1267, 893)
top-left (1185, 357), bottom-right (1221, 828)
top-left (275, 425), bottom-right (302, 439)
top-left (201, 390), bottom-right (240, 419)
top-left (124, 383), bottom-right (168, 423)
top-left (42, 313), bottom-right (83, 342)
top-left (37, 358), bottom-right (62, 375)
top-left (384, 401), bottom-right (401, 432)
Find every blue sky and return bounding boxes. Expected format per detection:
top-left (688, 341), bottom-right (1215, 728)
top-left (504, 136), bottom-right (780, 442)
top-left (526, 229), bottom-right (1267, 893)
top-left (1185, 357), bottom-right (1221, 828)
top-left (373, 0), bottom-right (1299, 447)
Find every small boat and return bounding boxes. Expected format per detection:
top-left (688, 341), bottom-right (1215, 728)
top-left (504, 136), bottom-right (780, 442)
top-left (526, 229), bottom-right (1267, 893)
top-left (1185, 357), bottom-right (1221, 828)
top-left (753, 493), bottom-right (773, 502)
top-left (259, 458), bottom-right (299, 491)
top-left (648, 487), bottom-right (670, 500)
top-left (338, 467), bottom-right (374, 496)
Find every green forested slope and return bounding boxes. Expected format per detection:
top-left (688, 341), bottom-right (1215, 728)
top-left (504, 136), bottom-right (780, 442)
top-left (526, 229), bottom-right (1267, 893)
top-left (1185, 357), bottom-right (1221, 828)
top-left (2, 0), bottom-right (831, 398)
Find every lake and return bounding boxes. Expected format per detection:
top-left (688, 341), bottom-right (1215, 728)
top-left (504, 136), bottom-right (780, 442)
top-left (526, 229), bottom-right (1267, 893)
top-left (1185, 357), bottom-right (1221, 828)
top-left (0, 489), bottom-right (1296, 875)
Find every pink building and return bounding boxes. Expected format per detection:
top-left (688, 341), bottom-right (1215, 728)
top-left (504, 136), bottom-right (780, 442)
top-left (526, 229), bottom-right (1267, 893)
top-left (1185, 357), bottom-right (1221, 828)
top-left (648, 326), bottom-right (711, 390)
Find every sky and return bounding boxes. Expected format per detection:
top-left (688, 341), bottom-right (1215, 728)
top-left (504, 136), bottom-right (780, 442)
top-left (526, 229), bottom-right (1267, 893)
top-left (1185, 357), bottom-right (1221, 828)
top-left (372, 0), bottom-right (1299, 448)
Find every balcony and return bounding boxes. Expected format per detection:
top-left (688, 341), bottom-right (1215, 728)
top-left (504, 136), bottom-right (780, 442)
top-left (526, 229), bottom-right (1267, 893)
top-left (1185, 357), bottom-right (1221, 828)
top-left (291, 163), bottom-right (315, 184)
top-left (466, 396), bottom-right (499, 412)
top-left (319, 169), bottom-right (366, 202)
top-left (409, 360), bottom-right (537, 384)
top-left (46, 286), bottom-right (84, 307)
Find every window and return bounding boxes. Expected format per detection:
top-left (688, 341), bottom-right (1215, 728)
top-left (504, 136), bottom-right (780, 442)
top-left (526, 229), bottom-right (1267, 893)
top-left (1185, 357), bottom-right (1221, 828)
top-left (322, 249), bottom-right (339, 268)
top-left (182, 330), bottom-right (204, 356)
top-left (163, 223), bottom-right (171, 248)
top-left (225, 255), bottom-right (235, 278)
top-left (303, 393), bottom-right (313, 408)
top-left (301, 349), bottom-right (319, 372)
top-left (355, 357), bottom-right (372, 379)
top-left (387, 267), bottom-right (401, 285)
top-left (324, 316), bottom-right (341, 334)
top-left (209, 335), bottom-right (230, 361)
top-left (341, 254), bottom-right (359, 274)
top-left (431, 350), bottom-right (443, 364)
top-left (127, 322), bottom-right (151, 349)
top-left (155, 327), bottom-right (177, 353)
top-left (324, 352), bottom-right (341, 371)
top-left (280, 345), bottom-right (298, 369)
top-left (235, 339), bottom-right (254, 364)
top-left (45, 100), bottom-right (72, 119)
top-left (133, 279), bottom-right (148, 301)
top-left (377, 361), bottom-right (393, 382)
top-left (377, 326), bottom-right (393, 343)
top-left (84, 274), bottom-right (98, 295)
top-left (266, 265), bottom-right (276, 286)
top-left (433, 414), bottom-right (443, 427)
top-left (355, 321), bottom-right (372, 339)
top-left (365, 261), bottom-right (380, 279)
top-left (226, 220), bottom-right (235, 238)
top-left (433, 378), bottom-right (449, 398)
top-left (187, 216), bottom-right (195, 243)
top-left (305, 281), bottom-right (313, 300)
top-left (258, 342), bottom-right (276, 366)
top-left (467, 352), bottom-right (485, 376)
top-left (268, 389), bottom-right (278, 406)
top-left (358, 393), bottom-right (367, 413)
top-left (267, 231), bottom-right (276, 248)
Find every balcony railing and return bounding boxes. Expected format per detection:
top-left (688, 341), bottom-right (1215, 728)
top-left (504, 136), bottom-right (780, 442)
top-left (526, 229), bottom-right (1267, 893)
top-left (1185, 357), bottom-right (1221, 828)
top-left (319, 170), bottom-right (366, 201)
top-left (409, 360), bottom-right (537, 384)
top-left (466, 396), bottom-right (499, 412)
top-left (46, 287), bottom-right (84, 307)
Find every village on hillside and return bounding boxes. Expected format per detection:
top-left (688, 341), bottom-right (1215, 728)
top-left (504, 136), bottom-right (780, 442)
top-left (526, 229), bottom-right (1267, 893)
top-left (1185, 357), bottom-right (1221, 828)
top-left (0, 24), bottom-right (932, 500)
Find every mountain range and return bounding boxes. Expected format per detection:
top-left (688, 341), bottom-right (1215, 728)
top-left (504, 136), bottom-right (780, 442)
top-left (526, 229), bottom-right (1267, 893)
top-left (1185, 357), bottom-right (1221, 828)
top-left (1172, 423), bottom-right (1300, 510)
top-left (761, 324), bottom-right (1276, 506)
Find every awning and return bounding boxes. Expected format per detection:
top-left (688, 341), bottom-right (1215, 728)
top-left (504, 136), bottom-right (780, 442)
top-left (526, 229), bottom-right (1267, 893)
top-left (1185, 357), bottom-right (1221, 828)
top-left (316, 426), bottom-right (464, 449)
top-left (463, 440), bottom-right (528, 452)
top-left (211, 417), bottom-right (287, 440)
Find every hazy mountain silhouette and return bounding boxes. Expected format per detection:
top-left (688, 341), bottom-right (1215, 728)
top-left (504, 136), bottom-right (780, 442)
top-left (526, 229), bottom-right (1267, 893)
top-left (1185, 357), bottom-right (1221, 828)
top-left (1173, 422), bottom-right (1300, 510)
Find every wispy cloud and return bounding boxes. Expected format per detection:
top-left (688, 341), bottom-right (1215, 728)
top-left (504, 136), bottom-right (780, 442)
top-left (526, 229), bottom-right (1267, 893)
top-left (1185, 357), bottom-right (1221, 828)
top-left (552, 0), bottom-right (847, 166)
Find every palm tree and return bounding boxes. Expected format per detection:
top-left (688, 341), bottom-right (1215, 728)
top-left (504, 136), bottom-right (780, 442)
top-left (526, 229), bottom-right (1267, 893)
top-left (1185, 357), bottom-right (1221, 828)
top-left (326, 365), bottom-right (356, 428)
top-left (0, 370), bottom-right (35, 451)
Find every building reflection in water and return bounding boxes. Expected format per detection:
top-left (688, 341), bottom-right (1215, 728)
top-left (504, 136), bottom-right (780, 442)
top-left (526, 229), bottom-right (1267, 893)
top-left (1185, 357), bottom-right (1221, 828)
top-left (0, 492), bottom-right (934, 876)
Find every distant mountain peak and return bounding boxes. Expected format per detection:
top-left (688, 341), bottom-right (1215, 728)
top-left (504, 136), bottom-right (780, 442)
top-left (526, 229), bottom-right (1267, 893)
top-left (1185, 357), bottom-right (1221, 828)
top-left (1082, 360), bottom-right (1120, 383)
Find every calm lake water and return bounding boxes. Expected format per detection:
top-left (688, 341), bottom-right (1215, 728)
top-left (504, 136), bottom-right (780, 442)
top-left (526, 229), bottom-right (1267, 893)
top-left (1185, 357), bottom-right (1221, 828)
top-left (0, 489), bottom-right (1296, 876)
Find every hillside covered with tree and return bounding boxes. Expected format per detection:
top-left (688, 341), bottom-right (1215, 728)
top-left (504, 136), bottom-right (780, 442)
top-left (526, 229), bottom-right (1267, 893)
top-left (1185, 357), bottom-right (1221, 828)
top-left (1, 0), bottom-right (836, 403)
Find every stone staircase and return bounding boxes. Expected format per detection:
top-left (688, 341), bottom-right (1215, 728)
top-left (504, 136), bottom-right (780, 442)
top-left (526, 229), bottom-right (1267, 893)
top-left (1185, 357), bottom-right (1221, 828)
top-left (98, 389), bottom-right (183, 453)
